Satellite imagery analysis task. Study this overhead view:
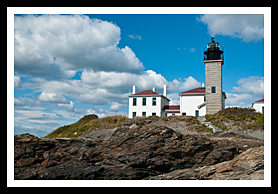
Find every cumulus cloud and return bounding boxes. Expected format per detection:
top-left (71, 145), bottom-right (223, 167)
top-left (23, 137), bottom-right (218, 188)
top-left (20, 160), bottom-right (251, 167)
top-left (109, 102), bottom-right (122, 111)
top-left (14, 15), bottom-right (144, 78)
top-left (225, 93), bottom-right (253, 107)
top-left (14, 97), bottom-right (42, 107)
top-left (197, 14), bottom-right (264, 42)
top-left (81, 69), bottom-right (200, 94)
top-left (225, 76), bottom-right (264, 107)
top-left (58, 101), bottom-right (75, 112)
top-left (38, 91), bottom-right (68, 103)
top-left (233, 76), bottom-right (264, 98)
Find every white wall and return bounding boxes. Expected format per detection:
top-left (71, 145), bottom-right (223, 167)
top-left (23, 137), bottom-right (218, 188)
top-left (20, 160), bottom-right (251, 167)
top-left (180, 95), bottom-right (206, 116)
top-left (167, 113), bottom-right (182, 117)
top-left (129, 96), bottom-right (168, 118)
top-left (252, 102), bottom-right (264, 113)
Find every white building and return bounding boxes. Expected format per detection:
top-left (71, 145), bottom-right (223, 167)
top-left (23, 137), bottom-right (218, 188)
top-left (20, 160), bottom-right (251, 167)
top-left (128, 85), bottom-right (170, 118)
top-left (162, 105), bottom-right (181, 116)
top-left (178, 86), bottom-right (226, 116)
top-left (128, 85), bottom-right (227, 118)
top-left (179, 87), bottom-right (206, 116)
top-left (252, 98), bottom-right (264, 113)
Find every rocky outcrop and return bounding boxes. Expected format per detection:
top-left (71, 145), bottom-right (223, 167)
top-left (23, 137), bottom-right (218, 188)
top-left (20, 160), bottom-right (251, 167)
top-left (145, 146), bottom-right (264, 180)
top-left (14, 125), bottom-right (263, 180)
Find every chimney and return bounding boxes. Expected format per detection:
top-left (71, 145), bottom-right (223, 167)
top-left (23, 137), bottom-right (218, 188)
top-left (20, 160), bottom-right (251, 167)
top-left (202, 83), bottom-right (204, 87)
top-left (153, 87), bottom-right (155, 92)
top-left (163, 85), bottom-right (167, 97)
top-left (132, 85), bottom-right (136, 94)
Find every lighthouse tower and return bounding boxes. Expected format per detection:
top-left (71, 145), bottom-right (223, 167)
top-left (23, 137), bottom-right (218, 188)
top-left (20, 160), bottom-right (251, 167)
top-left (204, 36), bottom-right (225, 115)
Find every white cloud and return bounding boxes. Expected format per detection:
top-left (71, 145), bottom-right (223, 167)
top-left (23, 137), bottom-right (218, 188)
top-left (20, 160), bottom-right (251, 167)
top-left (167, 93), bottom-right (180, 105)
top-left (225, 93), bottom-right (253, 107)
top-left (225, 76), bottom-right (264, 107)
top-left (14, 97), bottom-right (42, 107)
top-left (109, 102), bottom-right (122, 111)
top-left (189, 48), bottom-right (195, 52)
top-left (14, 75), bottom-right (21, 89)
top-left (197, 14), bottom-right (264, 42)
top-left (233, 76), bottom-right (264, 98)
top-left (81, 69), bottom-right (200, 94)
top-left (14, 15), bottom-right (144, 78)
top-left (58, 101), bottom-right (75, 112)
top-left (38, 91), bottom-right (68, 103)
top-left (128, 34), bottom-right (142, 40)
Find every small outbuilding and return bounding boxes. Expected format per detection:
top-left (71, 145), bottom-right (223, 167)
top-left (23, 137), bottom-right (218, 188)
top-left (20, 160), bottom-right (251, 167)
top-left (252, 98), bottom-right (264, 113)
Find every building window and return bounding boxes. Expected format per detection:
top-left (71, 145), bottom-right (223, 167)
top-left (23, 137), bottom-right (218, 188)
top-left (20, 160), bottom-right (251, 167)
top-left (182, 113), bottom-right (186, 116)
top-left (142, 112), bottom-right (146, 116)
top-left (152, 97), bottom-right (156, 106)
top-left (152, 112), bottom-right (156, 116)
top-left (142, 98), bottom-right (146, 106)
top-left (211, 86), bottom-right (216, 93)
top-left (195, 110), bottom-right (199, 116)
top-left (172, 113), bottom-right (175, 116)
top-left (262, 106), bottom-right (264, 113)
top-left (204, 95), bottom-right (206, 102)
top-left (133, 98), bottom-right (136, 106)
top-left (132, 112), bottom-right (136, 118)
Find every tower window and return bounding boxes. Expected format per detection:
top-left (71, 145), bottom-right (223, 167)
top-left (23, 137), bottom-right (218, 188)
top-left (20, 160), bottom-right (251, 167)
top-left (132, 112), bottom-right (136, 118)
top-left (211, 86), bottom-right (216, 93)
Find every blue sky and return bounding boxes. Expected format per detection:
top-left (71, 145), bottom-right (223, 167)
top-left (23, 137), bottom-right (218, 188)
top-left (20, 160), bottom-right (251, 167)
top-left (12, 13), bottom-right (265, 137)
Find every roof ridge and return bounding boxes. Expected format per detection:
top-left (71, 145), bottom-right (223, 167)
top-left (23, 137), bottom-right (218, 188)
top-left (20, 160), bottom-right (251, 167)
top-left (131, 89), bottom-right (160, 96)
top-left (179, 87), bottom-right (206, 95)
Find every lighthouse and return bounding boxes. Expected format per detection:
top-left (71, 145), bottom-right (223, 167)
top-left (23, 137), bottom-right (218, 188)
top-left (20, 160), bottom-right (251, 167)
top-left (204, 35), bottom-right (226, 115)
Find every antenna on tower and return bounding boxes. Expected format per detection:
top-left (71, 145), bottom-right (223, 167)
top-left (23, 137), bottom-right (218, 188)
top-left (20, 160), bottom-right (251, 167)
top-left (212, 35), bottom-right (217, 42)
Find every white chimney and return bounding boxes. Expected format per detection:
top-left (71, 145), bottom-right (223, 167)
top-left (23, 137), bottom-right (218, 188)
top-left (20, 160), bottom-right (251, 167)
top-left (202, 83), bottom-right (204, 87)
top-left (132, 85), bottom-right (136, 94)
top-left (153, 87), bottom-right (155, 92)
top-left (163, 85), bottom-right (167, 97)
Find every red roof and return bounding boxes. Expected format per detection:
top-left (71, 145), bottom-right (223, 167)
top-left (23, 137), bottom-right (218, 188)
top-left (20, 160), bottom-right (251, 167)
top-left (254, 98), bottom-right (264, 103)
top-left (167, 111), bottom-right (180, 113)
top-left (131, 90), bottom-right (160, 96)
top-left (163, 105), bottom-right (180, 110)
top-left (179, 87), bottom-right (206, 95)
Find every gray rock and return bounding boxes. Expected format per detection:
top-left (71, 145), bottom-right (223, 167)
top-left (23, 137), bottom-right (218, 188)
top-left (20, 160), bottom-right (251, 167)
top-left (77, 127), bottom-right (117, 141)
top-left (145, 146), bottom-right (264, 180)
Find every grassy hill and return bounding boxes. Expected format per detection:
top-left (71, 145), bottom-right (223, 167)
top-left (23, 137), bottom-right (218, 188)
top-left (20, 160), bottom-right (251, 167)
top-left (44, 115), bottom-right (128, 138)
top-left (204, 107), bottom-right (264, 131)
top-left (43, 107), bottom-right (264, 138)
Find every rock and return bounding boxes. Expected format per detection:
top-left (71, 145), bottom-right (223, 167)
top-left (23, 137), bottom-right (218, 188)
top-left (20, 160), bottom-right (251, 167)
top-left (14, 127), bottom-right (263, 180)
top-left (77, 128), bottom-right (117, 141)
top-left (145, 146), bottom-right (264, 180)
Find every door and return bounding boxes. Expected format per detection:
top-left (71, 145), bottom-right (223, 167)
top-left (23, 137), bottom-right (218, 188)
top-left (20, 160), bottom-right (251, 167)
top-left (195, 110), bottom-right (199, 116)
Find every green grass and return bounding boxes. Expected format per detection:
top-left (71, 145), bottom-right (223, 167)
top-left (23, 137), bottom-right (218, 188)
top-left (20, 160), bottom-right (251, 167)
top-left (205, 107), bottom-right (264, 131)
top-left (43, 114), bottom-right (128, 138)
top-left (43, 107), bottom-right (264, 138)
